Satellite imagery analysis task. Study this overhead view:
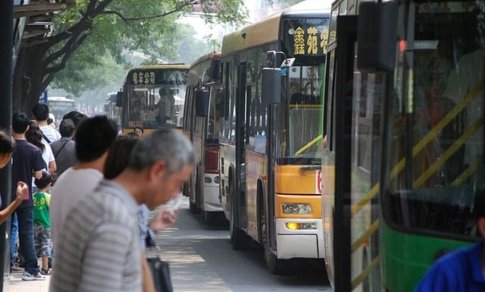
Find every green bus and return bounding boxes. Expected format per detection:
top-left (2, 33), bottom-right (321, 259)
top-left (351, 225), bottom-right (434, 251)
top-left (321, 0), bottom-right (484, 291)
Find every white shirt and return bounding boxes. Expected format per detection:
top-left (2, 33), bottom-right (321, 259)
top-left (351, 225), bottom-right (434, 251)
top-left (50, 167), bottom-right (103, 247)
top-left (40, 125), bottom-right (61, 143)
top-left (41, 139), bottom-right (55, 168)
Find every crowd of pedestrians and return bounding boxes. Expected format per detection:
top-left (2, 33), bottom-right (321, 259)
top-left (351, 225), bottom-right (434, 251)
top-left (0, 102), bottom-right (193, 291)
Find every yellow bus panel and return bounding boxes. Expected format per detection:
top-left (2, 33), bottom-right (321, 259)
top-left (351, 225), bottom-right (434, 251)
top-left (275, 165), bottom-right (319, 194)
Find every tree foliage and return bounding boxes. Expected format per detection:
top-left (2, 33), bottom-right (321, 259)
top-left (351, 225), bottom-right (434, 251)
top-left (14, 0), bottom-right (247, 112)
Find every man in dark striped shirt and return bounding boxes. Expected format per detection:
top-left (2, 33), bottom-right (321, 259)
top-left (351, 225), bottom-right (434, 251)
top-left (50, 129), bottom-right (195, 292)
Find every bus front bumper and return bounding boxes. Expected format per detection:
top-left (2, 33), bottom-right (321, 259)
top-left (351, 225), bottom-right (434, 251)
top-left (275, 218), bottom-right (324, 259)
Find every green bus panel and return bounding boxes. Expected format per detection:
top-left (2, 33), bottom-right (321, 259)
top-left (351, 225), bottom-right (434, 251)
top-left (381, 223), bottom-right (472, 292)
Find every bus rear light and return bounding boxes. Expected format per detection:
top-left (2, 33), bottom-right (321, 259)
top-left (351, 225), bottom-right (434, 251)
top-left (205, 146), bottom-right (219, 174)
top-left (282, 203), bottom-right (312, 214)
top-left (203, 175), bottom-right (219, 184)
top-left (285, 222), bottom-right (317, 230)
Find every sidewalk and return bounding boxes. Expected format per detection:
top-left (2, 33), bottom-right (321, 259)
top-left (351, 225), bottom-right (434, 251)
top-left (8, 269), bottom-right (51, 292)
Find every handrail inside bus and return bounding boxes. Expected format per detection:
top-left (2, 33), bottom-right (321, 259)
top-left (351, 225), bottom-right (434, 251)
top-left (295, 134), bottom-right (323, 156)
top-left (350, 79), bottom-right (485, 217)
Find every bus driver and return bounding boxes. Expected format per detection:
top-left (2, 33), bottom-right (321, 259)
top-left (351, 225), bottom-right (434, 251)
top-left (156, 88), bottom-right (174, 125)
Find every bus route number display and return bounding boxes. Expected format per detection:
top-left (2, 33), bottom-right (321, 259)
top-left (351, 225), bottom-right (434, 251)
top-left (293, 26), bottom-right (329, 55)
top-left (132, 71), bottom-right (156, 85)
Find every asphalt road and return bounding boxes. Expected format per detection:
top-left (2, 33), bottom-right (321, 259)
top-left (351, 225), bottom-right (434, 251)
top-left (151, 197), bottom-right (333, 292)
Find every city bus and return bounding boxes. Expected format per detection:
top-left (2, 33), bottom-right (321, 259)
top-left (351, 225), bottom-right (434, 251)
top-left (321, 0), bottom-right (484, 291)
top-left (46, 96), bottom-right (76, 125)
top-left (218, 0), bottom-right (331, 273)
top-left (183, 52), bottom-right (224, 224)
top-left (117, 64), bottom-right (189, 136)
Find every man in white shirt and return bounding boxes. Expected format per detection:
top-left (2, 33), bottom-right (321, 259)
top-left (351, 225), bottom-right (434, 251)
top-left (32, 103), bottom-right (61, 143)
top-left (50, 116), bottom-right (118, 247)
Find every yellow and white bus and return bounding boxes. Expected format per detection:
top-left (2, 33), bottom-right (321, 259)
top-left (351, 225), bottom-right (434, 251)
top-left (117, 64), bottom-right (189, 136)
top-left (218, 0), bottom-right (331, 273)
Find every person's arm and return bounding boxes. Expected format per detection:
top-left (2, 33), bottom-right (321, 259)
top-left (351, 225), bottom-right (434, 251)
top-left (149, 209), bottom-right (178, 232)
top-left (46, 144), bottom-right (57, 175)
top-left (0, 182), bottom-right (28, 224)
top-left (48, 160), bottom-right (57, 175)
top-left (33, 148), bottom-right (45, 180)
top-left (33, 170), bottom-right (43, 180)
top-left (141, 252), bottom-right (156, 292)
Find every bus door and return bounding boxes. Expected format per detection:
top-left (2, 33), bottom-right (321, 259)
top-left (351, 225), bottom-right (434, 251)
top-left (329, 15), bottom-right (356, 292)
top-left (334, 11), bottom-right (391, 292)
top-left (328, 14), bottom-right (383, 291)
top-left (235, 62), bottom-right (247, 229)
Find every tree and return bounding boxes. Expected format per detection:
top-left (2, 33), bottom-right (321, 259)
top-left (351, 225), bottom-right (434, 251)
top-left (14, 0), bottom-right (247, 113)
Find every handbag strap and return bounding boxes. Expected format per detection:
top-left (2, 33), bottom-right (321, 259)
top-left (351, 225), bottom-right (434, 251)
top-left (54, 139), bottom-right (69, 159)
top-left (43, 134), bottom-right (51, 144)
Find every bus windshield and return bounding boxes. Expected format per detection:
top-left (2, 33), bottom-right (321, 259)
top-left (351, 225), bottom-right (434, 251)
top-left (383, 1), bottom-right (484, 239)
top-left (123, 68), bottom-right (188, 129)
top-left (283, 65), bottom-right (323, 164)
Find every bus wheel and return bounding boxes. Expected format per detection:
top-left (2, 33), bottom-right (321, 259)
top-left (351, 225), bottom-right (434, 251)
top-left (204, 211), bottom-right (218, 226)
top-left (189, 201), bottom-right (200, 214)
top-left (229, 184), bottom-right (250, 250)
top-left (189, 176), bottom-right (201, 214)
top-left (260, 202), bottom-right (286, 274)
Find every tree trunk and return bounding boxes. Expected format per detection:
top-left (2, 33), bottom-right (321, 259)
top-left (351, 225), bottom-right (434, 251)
top-left (13, 44), bottom-right (49, 115)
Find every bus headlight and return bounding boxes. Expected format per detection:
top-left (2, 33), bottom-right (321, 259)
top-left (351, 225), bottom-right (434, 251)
top-left (286, 222), bottom-right (317, 230)
top-left (282, 203), bottom-right (312, 214)
top-left (213, 176), bottom-right (220, 184)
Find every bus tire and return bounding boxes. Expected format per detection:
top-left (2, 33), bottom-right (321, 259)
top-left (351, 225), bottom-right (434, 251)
top-left (189, 175), bottom-right (201, 214)
top-left (189, 200), bottom-right (200, 214)
top-left (229, 181), bottom-right (250, 250)
top-left (204, 211), bottom-right (218, 226)
top-left (259, 194), bottom-right (286, 274)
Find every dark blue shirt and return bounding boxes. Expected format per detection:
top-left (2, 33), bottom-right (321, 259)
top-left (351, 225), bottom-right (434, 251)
top-left (12, 140), bottom-right (45, 208)
top-left (416, 240), bottom-right (485, 292)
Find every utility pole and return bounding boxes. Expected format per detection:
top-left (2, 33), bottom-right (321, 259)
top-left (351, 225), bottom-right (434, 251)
top-left (0, 1), bottom-right (14, 290)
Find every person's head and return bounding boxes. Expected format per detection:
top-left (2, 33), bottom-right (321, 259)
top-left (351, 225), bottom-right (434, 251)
top-left (47, 113), bottom-right (55, 126)
top-left (34, 171), bottom-right (52, 191)
top-left (159, 88), bottom-right (169, 97)
top-left (25, 121), bottom-right (45, 152)
top-left (32, 103), bottom-right (49, 122)
top-left (59, 119), bottom-right (76, 138)
top-left (127, 129), bottom-right (195, 208)
top-left (104, 137), bottom-right (139, 180)
top-left (133, 127), bottom-right (144, 137)
top-left (63, 111), bottom-right (88, 128)
top-left (12, 112), bottom-right (30, 135)
top-left (0, 130), bottom-right (15, 169)
top-left (74, 115), bottom-right (118, 163)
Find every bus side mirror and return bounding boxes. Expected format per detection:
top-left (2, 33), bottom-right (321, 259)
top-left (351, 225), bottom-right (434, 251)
top-left (261, 68), bottom-right (282, 105)
top-left (357, 1), bottom-right (398, 72)
top-left (195, 88), bottom-right (210, 117)
top-left (211, 59), bottom-right (222, 81)
top-left (116, 91), bottom-right (123, 107)
top-left (217, 88), bottom-right (226, 118)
